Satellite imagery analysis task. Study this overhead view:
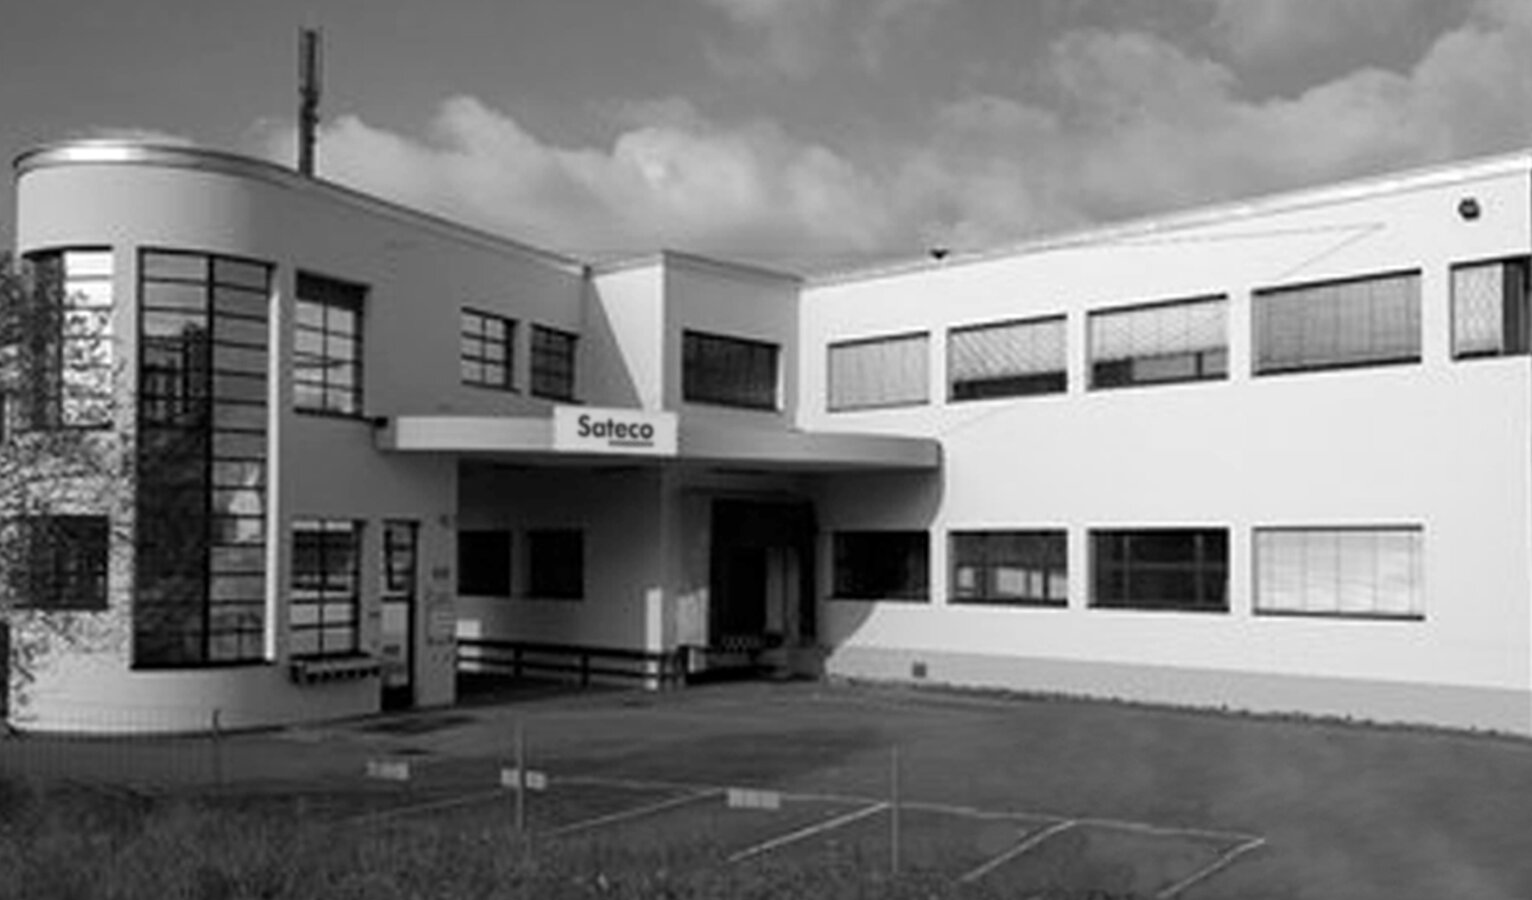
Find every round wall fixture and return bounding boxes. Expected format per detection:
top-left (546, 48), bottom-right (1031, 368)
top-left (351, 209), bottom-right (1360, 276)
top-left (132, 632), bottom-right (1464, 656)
top-left (1458, 197), bottom-right (1482, 220)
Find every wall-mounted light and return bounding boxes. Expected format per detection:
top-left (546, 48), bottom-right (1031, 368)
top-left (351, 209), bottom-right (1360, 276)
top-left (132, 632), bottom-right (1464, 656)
top-left (1458, 197), bottom-right (1482, 221)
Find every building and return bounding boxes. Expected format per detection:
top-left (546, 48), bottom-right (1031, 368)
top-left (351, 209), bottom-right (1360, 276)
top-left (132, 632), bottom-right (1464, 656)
top-left (5, 139), bottom-right (1531, 735)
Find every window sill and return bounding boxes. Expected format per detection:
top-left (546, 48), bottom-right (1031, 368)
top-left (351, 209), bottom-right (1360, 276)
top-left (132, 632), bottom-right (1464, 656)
top-left (949, 598), bottom-right (1068, 608)
top-left (1254, 609), bottom-right (1424, 622)
top-left (295, 407), bottom-right (369, 421)
top-left (463, 381), bottom-right (519, 393)
top-left (829, 595), bottom-right (930, 603)
top-left (289, 655), bottom-right (380, 685)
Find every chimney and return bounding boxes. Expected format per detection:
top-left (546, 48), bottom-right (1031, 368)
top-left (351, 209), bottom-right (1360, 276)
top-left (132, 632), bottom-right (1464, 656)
top-left (298, 27), bottom-right (322, 176)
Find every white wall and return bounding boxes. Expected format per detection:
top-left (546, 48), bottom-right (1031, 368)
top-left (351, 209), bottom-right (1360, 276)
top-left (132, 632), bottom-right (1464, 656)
top-left (800, 160), bottom-right (1532, 731)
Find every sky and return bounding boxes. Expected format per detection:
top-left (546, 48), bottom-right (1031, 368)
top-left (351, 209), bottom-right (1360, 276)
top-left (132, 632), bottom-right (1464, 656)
top-left (2, 0), bottom-right (1530, 273)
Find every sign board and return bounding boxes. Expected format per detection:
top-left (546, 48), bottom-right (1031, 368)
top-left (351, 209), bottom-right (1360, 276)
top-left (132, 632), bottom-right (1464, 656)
top-left (500, 768), bottom-right (549, 791)
top-left (553, 406), bottom-right (678, 457)
top-left (726, 788), bottom-right (782, 811)
top-left (366, 759), bottom-right (411, 782)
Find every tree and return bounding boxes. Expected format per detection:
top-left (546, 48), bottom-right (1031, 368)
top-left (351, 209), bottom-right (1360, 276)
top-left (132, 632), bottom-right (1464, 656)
top-left (0, 250), bottom-right (132, 726)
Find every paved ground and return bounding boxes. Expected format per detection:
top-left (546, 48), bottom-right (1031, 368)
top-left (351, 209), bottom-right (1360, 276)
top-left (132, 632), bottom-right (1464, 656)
top-left (4, 679), bottom-right (1532, 898)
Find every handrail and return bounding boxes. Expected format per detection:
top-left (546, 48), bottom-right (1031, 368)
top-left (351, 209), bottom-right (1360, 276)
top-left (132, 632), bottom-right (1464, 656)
top-left (457, 638), bottom-right (689, 688)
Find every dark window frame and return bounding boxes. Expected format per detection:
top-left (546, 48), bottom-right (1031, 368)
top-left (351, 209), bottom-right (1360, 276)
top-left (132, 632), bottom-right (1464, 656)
top-left (1088, 295), bottom-right (1228, 390)
top-left (1090, 528), bottom-right (1229, 614)
top-left (8, 515), bottom-right (110, 611)
top-left (134, 248), bottom-right (271, 669)
top-left (831, 531), bottom-right (930, 601)
top-left (458, 529), bottom-right (512, 597)
top-left (294, 272), bottom-right (365, 417)
top-left (1450, 256), bottom-right (1531, 360)
top-left (949, 530), bottom-right (1068, 607)
top-left (461, 307), bottom-right (516, 392)
top-left (682, 329), bottom-right (780, 411)
top-left (1252, 268), bottom-right (1422, 377)
top-left (290, 519), bottom-right (362, 659)
top-left (527, 529), bottom-right (584, 600)
top-left (827, 331), bottom-right (931, 412)
top-left (530, 324), bottom-right (578, 401)
top-left (948, 315), bottom-right (1068, 402)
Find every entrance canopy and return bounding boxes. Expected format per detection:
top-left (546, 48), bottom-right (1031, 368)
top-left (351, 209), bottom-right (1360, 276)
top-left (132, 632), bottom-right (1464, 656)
top-left (377, 407), bottom-right (940, 472)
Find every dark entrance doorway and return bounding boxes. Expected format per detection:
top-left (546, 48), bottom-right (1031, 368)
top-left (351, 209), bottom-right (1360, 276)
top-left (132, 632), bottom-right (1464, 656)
top-left (380, 520), bottom-right (419, 710)
top-left (708, 499), bottom-right (816, 672)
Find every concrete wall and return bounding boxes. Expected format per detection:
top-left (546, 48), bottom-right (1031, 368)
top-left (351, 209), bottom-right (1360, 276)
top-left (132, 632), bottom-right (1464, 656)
top-left (800, 160), bottom-right (1532, 732)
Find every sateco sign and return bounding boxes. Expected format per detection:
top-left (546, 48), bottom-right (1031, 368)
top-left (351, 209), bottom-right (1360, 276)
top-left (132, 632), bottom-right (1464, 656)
top-left (553, 406), bottom-right (678, 456)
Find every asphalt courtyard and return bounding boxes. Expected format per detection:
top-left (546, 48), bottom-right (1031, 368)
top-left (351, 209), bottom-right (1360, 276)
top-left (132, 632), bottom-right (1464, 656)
top-left (5, 679), bottom-right (1532, 898)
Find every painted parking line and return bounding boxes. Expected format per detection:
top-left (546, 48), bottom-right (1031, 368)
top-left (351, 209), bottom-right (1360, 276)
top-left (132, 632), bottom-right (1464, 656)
top-left (1154, 836), bottom-right (1267, 899)
top-left (959, 818), bottom-right (1077, 884)
top-left (726, 802), bottom-right (889, 864)
top-left (544, 787), bottom-right (721, 839)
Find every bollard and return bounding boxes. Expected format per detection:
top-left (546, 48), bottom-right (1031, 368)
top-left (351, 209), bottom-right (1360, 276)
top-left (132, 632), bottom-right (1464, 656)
top-left (889, 745), bottom-right (902, 876)
top-left (211, 708), bottom-right (224, 787)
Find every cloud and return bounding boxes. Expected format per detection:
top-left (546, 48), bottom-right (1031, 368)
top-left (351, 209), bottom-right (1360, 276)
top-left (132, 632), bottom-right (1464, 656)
top-left (699, 0), bottom-right (837, 78)
top-left (250, 0), bottom-right (1532, 273)
top-left (1203, 0), bottom-right (1438, 63)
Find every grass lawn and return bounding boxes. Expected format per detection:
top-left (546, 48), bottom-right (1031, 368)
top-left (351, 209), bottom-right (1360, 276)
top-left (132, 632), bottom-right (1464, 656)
top-left (4, 679), bottom-right (1532, 898)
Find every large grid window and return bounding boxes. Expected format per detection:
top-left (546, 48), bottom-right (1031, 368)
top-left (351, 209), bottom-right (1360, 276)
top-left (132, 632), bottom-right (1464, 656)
top-left (1090, 297), bottom-right (1227, 389)
top-left (683, 330), bottom-right (779, 410)
top-left (135, 251), bottom-right (270, 667)
top-left (6, 515), bottom-right (109, 611)
top-left (458, 529), bottom-right (511, 597)
top-left (1092, 529), bottom-right (1228, 613)
top-left (950, 530), bottom-right (1067, 606)
top-left (1452, 258), bottom-right (1531, 359)
top-left (828, 333), bottom-right (929, 411)
top-left (949, 316), bottom-right (1066, 401)
top-left (531, 325), bottom-right (578, 401)
top-left (291, 519), bottom-right (361, 658)
top-left (17, 249), bottom-right (114, 429)
top-left (1254, 271), bottom-right (1420, 375)
top-left (295, 273), bottom-right (364, 415)
top-left (461, 308), bottom-right (515, 391)
top-left (1255, 527), bottom-right (1423, 619)
top-left (832, 531), bottom-right (929, 601)
top-left (528, 529), bottom-right (583, 599)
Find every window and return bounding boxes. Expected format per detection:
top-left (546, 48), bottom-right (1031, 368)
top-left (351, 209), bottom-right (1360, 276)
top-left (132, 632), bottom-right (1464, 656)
top-left (827, 333), bottom-right (929, 411)
top-left (6, 515), bottom-right (109, 611)
top-left (458, 529), bottom-right (511, 596)
top-left (531, 325), bottom-right (578, 401)
top-left (295, 272), bottom-right (364, 415)
top-left (1090, 297), bottom-right (1226, 389)
top-left (949, 317), bottom-right (1066, 401)
top-left (1091, 529), bottom-right (1228, 613)
top-left (832, 531), bottom-right (929, 601)
top-left (1255, 527), bottom-right (1423, 619)
top-left (1452, 258), bottom-right (1530, 359)
top-left (528, 529), bottom-right (583, 599)
top-left (682, 330), bottom-right (778, 410)
top-left (290, 519), bottom-right (361, 657)
top-left (17, 249), bottom-right (114, 428)
top-left (1254, 271), bottom-right (1420, 375)
top-left (135, 251), bottom-right (271, 667)
top-left (950, 531), bottom-right (1067, 606)
top-left (461, 308), bottom-right (514, 391)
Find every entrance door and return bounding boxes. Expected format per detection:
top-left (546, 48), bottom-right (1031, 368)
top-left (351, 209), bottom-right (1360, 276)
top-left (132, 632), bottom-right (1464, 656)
top-left (708, 500), bottom-right (815, 655)
top-left (380, 520), bottom-right (419, 710)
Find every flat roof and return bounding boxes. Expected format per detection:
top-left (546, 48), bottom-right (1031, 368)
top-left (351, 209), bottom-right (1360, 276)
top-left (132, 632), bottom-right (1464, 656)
top-left (378, 414), bottom-right (940, 472)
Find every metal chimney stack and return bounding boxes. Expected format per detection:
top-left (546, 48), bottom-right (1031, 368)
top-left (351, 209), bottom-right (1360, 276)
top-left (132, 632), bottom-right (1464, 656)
top-left (298, 27), bottom-right (322, 176)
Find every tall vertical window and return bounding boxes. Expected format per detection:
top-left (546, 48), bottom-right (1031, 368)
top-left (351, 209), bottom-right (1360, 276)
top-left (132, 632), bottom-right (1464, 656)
top-left (949, 316), bottom-right (1066, 401)
top-left (295, 273), bottom-right (364, 415)
top-left (1452, 258), bottom-right (1531, 359)
top-left (136, 251), bottom-right (271, 667)
top-left (18, 249), bottom-right (114, 428)
top-left (832, 531), bottom-right (929, 601)
top-left (461, 308), bottom-right (515, 390)
top-left (531, 325), bottom-right (578, 401)
top-left (1089, 297), bottom-right (1227, 389)
top-left (1254, 271), bottom-right (1420, 375)
top-left (291, 519), bottom-right (361, 658)
top-left (683, 330), bottom-right (778, 410)
top-left (1091, 529), bottom-right (1228, 613)
top-left (528, 529), bottom-right (584, 599)
top-left (827, 332), bottom-right (929, 411)
top-left (5, 515), bottom-right (110, 611)
top-left (1255, 527), bottom-right (1423, 619)
top-left (950, 531), bottom-right (1067, 606)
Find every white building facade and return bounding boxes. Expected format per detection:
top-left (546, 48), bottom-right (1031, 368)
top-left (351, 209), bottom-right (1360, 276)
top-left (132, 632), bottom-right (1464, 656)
top-left (5, 140), bottom-right (1531, 735)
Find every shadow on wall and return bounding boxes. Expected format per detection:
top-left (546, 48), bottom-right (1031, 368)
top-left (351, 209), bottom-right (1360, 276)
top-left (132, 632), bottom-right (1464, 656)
top-left (579, 280), bottom-right (646, 409)
top-left (810, 468), bottom-right (946, 650)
